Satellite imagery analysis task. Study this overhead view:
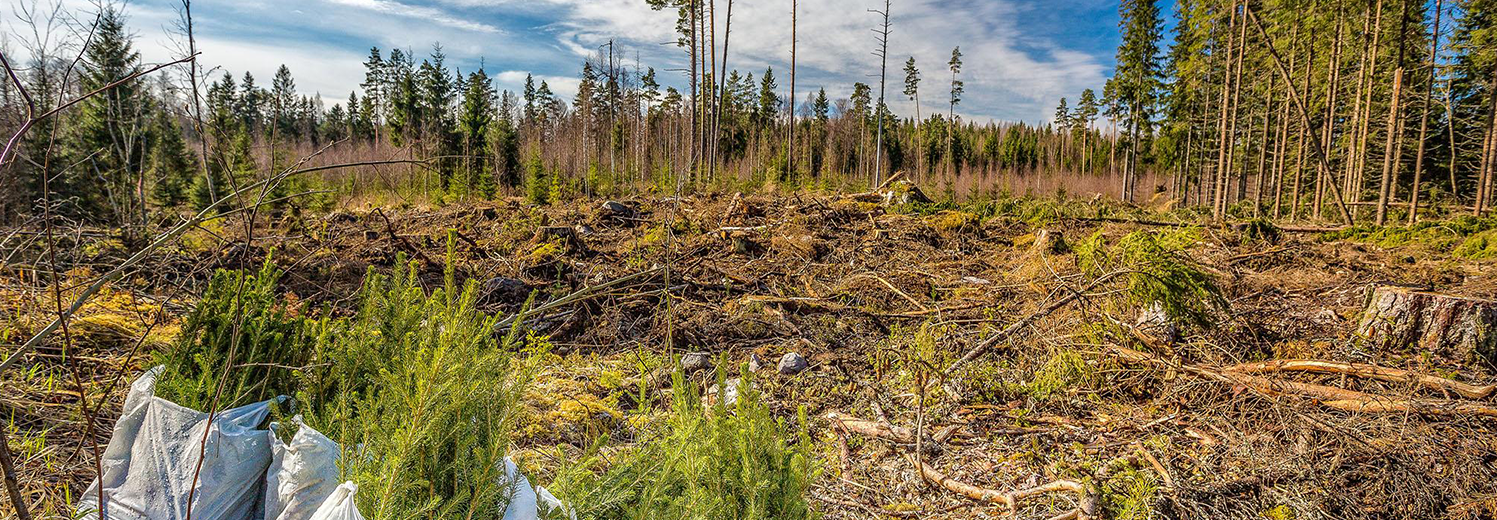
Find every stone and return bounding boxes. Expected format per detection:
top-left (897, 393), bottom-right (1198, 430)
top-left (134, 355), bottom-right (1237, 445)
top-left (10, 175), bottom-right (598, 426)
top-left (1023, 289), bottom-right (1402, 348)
top-left (777, 352), bottom-right (809, 375)
top-left (748, 352), bottom-right (768, 373)
top-left (681, 352), bottom-right (713, 374)
top-left (478, 277), bottom-right (531, 307)
top-left (599, 200), bottom-right (636, 220)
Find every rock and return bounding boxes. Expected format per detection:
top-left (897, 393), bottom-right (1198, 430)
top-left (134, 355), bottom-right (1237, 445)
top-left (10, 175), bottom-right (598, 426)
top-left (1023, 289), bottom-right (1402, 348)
top-left (575, 224), bottom-right (597, 236)
top-left (777, 352), bottom-right (809, 375)
top-left (1356, 286), bottom-right (1497, 364)
top-left (599, 200), bottom-right (636, 220)
top-left (748, 352), bottom-right (768, 373)
top-left (681, 352), bottom-right (713, 374)
top-left (708, 377), bottom-right (746, 407)
top-left (324, 210), bottom-right (358, 224)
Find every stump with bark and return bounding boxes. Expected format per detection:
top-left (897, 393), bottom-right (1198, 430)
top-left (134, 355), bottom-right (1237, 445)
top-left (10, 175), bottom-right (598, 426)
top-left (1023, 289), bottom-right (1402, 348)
top-left (1356, 286), bottom-right (1497, 365)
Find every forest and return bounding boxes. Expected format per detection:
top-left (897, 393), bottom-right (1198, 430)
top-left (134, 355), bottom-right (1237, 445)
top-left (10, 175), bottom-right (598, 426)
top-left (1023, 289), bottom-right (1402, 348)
top-left (5, 0), bottom-right (1497, 519)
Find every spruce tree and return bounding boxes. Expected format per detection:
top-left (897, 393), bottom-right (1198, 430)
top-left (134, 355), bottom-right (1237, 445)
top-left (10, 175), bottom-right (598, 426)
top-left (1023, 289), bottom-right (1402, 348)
top-left (458, 68), bottom-right (496, 196)
top-left (1113, 0), bottom-right (1165, 202)
top-left (70, 6), bottom-right (148, 223)
top-left (148, 109), bottom-right (197, 208)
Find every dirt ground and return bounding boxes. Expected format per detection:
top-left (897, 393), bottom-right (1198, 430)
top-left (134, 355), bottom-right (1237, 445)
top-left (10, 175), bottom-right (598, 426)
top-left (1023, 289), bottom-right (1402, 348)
top-left (5, 192), bottom-right (1497, 519)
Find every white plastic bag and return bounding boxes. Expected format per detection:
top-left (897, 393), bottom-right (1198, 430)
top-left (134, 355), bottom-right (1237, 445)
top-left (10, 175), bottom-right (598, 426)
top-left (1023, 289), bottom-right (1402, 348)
top-left (265, 416), bottom-right (340, 520)
top-left (77, 367), bottom-right (276, 520)
top-left (305, 482), bottom-right (363, 520)
top-left (501, 457), bottom-right (570, 520)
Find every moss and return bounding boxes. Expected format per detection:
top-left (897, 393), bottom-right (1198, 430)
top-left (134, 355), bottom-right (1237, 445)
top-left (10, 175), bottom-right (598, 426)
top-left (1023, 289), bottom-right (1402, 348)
top-left (1103, 467), bottom-right (1159, 520)
top-left (1026, 350), bottom-right (1094, 400)
top-left (527, 239), bottom-right (565, 265)
top-left (930, 210), bottom-right (980, 233)
top-left (1454, 229), bottom-right (1497, 259)
top-left (1262, 505), bottom-right (1296, 520)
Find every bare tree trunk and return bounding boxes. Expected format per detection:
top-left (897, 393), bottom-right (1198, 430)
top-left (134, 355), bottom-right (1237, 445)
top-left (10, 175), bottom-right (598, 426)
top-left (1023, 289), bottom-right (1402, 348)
top-left (1375, 70), bottom-right (1404, 225)
top-left (1478, 74), bottom-right (1497, 216)
top-left (871, 0), bottom-right (891, 187)
top-left (1212, 0), bottom-right (1239, 220)
top-left (711, 0), bottom-right (733, 183)
top-left (1314, 14), bottom-right (1345, 220)
top-left (1408, 0), bottom-right (1442, 223)
top-left (1254, 72), bottom-right (1276, 216)
top-left (787, 0), bottom-right (797, 180)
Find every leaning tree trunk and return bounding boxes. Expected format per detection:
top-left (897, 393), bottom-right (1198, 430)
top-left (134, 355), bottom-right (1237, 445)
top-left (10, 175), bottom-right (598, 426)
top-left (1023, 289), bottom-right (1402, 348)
top-left (1357, 286), bottom-right (1497, 365)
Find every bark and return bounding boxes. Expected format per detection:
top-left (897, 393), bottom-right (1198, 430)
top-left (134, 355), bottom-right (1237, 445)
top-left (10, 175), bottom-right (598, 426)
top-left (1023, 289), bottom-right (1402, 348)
top-left (1374, 69), bottom-right (1403, 225)
top-left (1357, 286), bottom-right (1497, 365)
top-left (787, 0), bottom-right (797, 180)
top-left (1407, 0), bottom-right (1442, 224)
top-left (1213, 1), bottom-right (1240, 220)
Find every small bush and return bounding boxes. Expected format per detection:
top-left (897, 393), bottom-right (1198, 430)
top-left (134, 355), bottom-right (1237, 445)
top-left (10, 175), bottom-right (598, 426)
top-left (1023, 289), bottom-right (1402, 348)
top-left (549, 369), bottom-right (820, 520)
top-left (152, 258), bottom-right (315, 410)
top-left (1076, 228), bottom-right (1225, 327)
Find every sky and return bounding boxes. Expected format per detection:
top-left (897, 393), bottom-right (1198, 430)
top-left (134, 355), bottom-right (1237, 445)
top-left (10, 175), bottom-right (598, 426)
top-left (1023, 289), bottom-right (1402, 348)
top-left (19, 0), bottom-right (1131, 124)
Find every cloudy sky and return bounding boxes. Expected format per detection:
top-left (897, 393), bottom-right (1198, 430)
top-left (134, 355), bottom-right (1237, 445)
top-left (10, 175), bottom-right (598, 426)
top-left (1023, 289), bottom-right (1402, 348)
top-left (23, 0), bottom-right (1129, 123)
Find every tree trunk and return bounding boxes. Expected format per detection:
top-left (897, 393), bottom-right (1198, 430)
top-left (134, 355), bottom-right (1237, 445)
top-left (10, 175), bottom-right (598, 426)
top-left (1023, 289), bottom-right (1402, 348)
top-left (787, 0), bottom-right (797, 180)
top-left (1375, 69), bottom-right (1403, 225)
top-left (1314, 14), bottom-right (1345, 220)
top-left (1357, 286), bottom-right (1497, 365)
top-left (1408, 0), bottom-right (1443, 225)
top-left (1212, 0), bottom-right (1239, 220)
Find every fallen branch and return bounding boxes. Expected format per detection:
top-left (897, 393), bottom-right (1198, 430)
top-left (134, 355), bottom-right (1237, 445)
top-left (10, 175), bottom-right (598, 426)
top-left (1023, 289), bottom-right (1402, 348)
top-left (946, 270), bottom-right (1129, 375)
top-left (901, 452), bottom-right (1097, 519)
top-left (1106, 344), bottom-right (1497, 419)
top-left (1224, 359), bottom-right (1496, 400)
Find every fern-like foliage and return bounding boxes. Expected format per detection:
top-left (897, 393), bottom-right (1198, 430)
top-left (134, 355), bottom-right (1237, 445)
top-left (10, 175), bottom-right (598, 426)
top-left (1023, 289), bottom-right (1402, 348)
top-left (1075, 228), bottom-right (1226, 327)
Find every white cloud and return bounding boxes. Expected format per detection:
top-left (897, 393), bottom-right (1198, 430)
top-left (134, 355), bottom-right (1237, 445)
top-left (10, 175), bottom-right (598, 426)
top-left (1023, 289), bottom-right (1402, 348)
top-left (524, 0), bottom-right (1108, 123)
top-left (324, 0), bottom-right (502, 34)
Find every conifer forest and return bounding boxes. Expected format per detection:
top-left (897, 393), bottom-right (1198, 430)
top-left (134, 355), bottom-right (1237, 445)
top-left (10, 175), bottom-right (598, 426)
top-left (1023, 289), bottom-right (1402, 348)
top-left (4, 0), bottom-right (1497, 518)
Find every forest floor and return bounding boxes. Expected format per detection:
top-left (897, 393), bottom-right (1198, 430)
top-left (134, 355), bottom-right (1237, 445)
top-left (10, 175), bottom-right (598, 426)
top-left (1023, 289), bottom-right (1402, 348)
top-left (5, 190), bottom-right (1497, 519)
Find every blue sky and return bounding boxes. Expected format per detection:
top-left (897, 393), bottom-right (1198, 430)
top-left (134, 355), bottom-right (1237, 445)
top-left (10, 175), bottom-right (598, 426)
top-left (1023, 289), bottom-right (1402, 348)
top-left (50, 0), bottom-right (1130, 123)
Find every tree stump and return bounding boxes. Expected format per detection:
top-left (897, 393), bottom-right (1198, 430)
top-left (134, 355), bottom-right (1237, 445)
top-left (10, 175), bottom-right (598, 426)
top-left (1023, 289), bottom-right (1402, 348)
top-left (1356, 286), bottom-right (1497, 365)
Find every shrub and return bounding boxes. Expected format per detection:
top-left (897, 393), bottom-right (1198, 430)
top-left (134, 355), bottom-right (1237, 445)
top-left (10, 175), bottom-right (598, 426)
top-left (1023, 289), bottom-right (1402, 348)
top-left (152, 257), bottom-right (315, 410)
top-left (1076, 228), bottom-right (1225, 327)
top-left (300, 254), bottom-right (533, 520)
top-left (549, 368), bottom-right (820, 520)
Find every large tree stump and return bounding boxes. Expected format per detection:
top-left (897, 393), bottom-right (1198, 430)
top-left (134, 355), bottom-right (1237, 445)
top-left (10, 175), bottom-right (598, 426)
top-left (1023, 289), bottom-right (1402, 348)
top-left (1356, 286), bottom-right (1497, 365)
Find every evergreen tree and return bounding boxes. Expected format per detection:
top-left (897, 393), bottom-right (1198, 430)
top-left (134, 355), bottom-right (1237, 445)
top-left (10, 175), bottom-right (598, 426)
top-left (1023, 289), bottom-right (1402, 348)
top-left (237, 72), bottom-right (264, 131)
top-left (147, 109), bottom-right (197, 208)
top-left (270, 65), bottom-right (299, 139)
top-left (458, 68), bottom-right (496, 196)
top-left (70, 6), bottom-right (149, 223)
top-left (813, 88), bottom-right (829, 125)
top-left (360, 47), bottom-right (386, 125)
top-left (947, 46), bottom-right (964, 175)
top-left (757, 67), bottom-right (779, 126)
top-left (1113, 0), bottom-right (1165, 201)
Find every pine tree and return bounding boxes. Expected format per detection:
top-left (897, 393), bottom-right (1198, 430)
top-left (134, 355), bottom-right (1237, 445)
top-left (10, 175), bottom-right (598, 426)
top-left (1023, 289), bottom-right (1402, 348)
top-left (947, 46), bottom-right (964, 176)
top-left (237, 72), bottom-right (264, 131)
top-left (148, 109), bottom-right (197, 208)
top-left (1113, 0), bottom-right (1165, 203)
top-left (903, 56), bottom-right (923, 177)
top-left (70, 6), bottom-right (149, 224)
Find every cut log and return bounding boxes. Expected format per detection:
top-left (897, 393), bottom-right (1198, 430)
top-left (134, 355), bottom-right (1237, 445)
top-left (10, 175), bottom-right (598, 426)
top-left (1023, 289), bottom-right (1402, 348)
top-left (1356, 286), bottom-right (1497, 365)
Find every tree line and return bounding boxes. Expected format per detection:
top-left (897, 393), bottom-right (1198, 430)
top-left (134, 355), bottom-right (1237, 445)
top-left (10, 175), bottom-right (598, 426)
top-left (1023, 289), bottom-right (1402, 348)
top-left (3, 0), bottom-right (1495, 227)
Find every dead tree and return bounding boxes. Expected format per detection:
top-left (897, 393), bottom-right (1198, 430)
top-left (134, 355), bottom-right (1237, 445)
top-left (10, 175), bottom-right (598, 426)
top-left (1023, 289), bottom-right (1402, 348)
top-left (870, 0), bottom-right (891, 187)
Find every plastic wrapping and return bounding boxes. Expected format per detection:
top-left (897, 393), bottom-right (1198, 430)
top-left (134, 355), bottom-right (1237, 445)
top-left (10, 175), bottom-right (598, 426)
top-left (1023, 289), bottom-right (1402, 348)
top-left (265, 416), bottom-right (340, 520)
top-left (77, 367), bottom-right (275, 520)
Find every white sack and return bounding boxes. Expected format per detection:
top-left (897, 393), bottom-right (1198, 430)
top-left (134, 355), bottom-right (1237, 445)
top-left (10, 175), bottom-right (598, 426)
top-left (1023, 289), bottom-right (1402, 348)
top-left (305, 482), bottom-right (363, 520)
top-left (265, 417), bottom-right (340, 520)
top-left (501, 457), bottom-right (570, 520)
top-left (77, 367), bottom-right (276, 520)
